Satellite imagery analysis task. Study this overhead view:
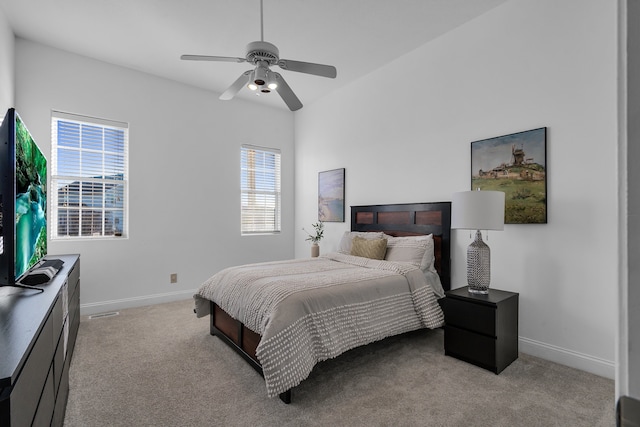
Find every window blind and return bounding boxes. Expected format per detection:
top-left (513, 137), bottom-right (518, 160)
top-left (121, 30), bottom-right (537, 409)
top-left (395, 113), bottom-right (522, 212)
top-left (241, 145), bottom-right (281, 234)
top-left (51, 111), bottom-right (129, 239)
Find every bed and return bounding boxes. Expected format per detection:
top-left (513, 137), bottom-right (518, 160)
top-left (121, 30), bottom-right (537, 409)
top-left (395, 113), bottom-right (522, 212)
top-left (194, 201), bottom-right (451, 403)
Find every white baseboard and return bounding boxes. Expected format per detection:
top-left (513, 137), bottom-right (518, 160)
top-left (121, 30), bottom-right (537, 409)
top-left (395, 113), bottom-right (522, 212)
top-left (80, 289), bottom-right (197, 316)
top-left (519, 336), bottom-right (615, 380)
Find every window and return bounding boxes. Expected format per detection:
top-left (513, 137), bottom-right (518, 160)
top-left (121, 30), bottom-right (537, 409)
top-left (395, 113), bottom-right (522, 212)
top-left (241, 145), bottom-right (281, 234)
top-left (51, 111), bottom-right (129, 239)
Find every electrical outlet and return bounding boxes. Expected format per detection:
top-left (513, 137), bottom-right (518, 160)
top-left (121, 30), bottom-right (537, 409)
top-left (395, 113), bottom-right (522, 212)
top-left (170, 273), bottom-right (177, 283)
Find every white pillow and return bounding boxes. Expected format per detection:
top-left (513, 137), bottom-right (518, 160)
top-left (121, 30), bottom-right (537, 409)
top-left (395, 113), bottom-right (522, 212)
top-left (338, 231), bottom-right (385, 254)
top-left (419, 235), bottom-right (435, 272)
top-left (384, 234), bottom-right (444, 298)
top-left (384, 234), bottom-right (431, 268)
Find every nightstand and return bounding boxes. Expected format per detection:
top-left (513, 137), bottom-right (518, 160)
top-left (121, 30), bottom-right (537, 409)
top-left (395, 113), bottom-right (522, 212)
top-left (440, 286), bottom-right (518, 374)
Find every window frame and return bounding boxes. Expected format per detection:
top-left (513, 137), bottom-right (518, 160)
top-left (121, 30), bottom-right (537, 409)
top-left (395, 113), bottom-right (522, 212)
top-left (240, 144), bottom-right (281, 235)
top-left (50, 111), bottom-right (129, 240)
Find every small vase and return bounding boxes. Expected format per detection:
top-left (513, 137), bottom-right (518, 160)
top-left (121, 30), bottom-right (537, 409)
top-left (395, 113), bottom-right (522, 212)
top-left (311, 243), bottom-right (320, 258)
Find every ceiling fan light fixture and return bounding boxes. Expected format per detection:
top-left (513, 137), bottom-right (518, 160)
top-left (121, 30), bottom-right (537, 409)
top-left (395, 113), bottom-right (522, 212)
top-left (247, 70), bottom-right (258, 90)
top-left (266, 71), bottom-right (278, 90)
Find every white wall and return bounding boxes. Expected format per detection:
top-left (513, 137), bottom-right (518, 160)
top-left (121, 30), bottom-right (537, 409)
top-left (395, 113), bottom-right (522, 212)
top-left (295, 0), bottom-right (617, 379)
top-left (15, 39), bottom-right (295, 314)
top-left (0, 6), bottom-right (14, 111)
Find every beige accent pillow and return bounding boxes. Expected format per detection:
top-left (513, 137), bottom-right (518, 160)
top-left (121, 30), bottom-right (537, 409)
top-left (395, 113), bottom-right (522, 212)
top-left (350, 236), bottom-right (387, 260)
top-left (338, 231), bottom-right (385, 254)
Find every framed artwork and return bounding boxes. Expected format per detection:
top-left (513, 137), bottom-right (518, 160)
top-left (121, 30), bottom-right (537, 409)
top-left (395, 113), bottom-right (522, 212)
top-left (318, 168), bottom-right (345, 222)
top-left (471, 127), bottom-right (547, 224)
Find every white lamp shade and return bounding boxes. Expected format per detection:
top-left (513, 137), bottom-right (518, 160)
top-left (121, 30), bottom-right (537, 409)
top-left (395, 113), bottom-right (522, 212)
top-left (451, 190), bottom-right (505, 231)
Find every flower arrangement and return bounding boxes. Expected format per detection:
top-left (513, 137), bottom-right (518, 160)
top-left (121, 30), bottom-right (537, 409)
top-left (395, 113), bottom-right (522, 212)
top-left (303, 222), bottom-right (324, 244)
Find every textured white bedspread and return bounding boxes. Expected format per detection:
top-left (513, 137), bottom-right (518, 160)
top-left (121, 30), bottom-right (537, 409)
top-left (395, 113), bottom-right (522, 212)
top-left (194, 252), bottom-right (444, 397)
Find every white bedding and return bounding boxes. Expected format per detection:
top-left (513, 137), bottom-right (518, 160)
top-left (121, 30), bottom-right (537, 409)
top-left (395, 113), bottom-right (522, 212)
top-left (194, 252), bottom-right (444, 397)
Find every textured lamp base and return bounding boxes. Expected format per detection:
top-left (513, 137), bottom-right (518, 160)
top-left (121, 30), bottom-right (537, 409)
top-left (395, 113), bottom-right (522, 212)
top-left (467, 230), bottom-right (491, 294)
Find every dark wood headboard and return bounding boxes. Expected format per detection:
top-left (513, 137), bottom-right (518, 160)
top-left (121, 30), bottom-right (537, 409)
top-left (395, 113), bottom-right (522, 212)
top-left (350, 202), bottom-right (451, 291)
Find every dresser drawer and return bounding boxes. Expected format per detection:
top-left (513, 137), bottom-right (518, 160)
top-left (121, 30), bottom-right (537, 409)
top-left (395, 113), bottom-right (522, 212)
top-left (442, 298), bottom-right (496, 337)
top-left (31, 366), bottom-right (55, 427)
top-left (9, 310), bottom-right (54, 426)
top-left (444, 325), bottom-right (497, 372)
top-left (67, 261), bottom-right (80, 297)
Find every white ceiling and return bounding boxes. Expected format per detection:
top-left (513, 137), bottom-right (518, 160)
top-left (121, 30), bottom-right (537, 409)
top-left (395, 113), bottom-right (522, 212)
top-left (0, 0), bottom-right (508, 111)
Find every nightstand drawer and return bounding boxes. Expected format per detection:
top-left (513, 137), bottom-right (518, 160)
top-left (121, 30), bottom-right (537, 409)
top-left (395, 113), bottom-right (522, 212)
top-left (441, 298), bottom-right (496, 337)
top-left (444, 325), bottom-right (496, 371)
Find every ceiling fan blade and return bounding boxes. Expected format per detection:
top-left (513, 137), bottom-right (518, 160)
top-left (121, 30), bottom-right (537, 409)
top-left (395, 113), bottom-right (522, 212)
top-left (181, 54), bottom-right (246, 63)
top-left (273, 72), bottom-right (303, 111)
top-left (220, 70), bottom-right (253, 101)
top-left (277, 59), bottom-right (337, 79)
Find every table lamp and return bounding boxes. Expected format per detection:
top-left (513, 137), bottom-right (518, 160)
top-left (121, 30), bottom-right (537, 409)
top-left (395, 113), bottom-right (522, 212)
top-left (451, 190), bottom-right (505, 294)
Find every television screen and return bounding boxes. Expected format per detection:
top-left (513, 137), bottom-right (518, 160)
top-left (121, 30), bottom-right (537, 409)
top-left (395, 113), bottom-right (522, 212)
top-left (14, 114), bottom-right (47, 279)
top-left (0, 108), bottom-right (47, 285)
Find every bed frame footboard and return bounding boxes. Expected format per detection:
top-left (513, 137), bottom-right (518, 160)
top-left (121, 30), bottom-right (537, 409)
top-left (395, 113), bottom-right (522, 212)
top-left (210, 301), bottom-right (292, 404)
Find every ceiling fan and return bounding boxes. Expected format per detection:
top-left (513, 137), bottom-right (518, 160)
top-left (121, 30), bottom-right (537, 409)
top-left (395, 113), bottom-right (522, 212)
top-left (180, 0), bottom-right (337, 111)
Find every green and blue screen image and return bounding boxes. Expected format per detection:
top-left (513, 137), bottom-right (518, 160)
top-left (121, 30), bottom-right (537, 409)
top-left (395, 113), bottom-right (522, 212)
top-left (14, 116), bottom-right (47, 279)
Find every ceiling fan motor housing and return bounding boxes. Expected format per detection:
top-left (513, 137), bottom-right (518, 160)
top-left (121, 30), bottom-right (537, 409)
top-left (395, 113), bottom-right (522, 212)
top-left (246, 41), bottom-right (279, 64)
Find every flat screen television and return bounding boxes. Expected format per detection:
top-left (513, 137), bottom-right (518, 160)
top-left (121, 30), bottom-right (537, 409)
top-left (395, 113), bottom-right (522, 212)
top-left (0, 108), bottom-right (50, 290)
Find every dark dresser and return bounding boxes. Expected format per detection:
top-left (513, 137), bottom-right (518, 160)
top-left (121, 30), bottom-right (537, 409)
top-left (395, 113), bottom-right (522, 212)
top-left (0, 254), bottom-right (80, 426)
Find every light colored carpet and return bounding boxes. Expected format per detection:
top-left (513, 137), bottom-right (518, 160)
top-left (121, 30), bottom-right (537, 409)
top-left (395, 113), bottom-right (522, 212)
top-left (63, 299), bottom-right (614, 427)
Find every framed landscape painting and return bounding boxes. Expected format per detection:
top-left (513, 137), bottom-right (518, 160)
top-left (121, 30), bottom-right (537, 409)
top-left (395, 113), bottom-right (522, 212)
top-left (318, 168), bottom-right (345, 222)
top-left (471, 127), bottom-right (547, 224)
